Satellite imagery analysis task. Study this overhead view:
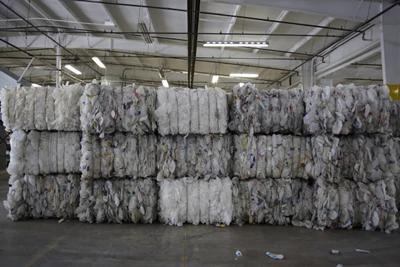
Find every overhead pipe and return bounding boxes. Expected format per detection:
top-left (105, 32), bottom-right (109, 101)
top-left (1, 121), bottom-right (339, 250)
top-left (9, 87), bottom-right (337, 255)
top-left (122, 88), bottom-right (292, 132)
top-left (0, 1), bottom-right (101, 76)
top-left (187, 0), bottom-right (192, 87)
top-left (190, 0), bottom-right (201, 89)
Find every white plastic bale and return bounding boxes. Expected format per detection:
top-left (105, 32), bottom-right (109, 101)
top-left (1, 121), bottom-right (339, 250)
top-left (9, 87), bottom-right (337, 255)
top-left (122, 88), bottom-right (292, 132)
top-left (198, 88), bottom-right (210, 134)
top-left (312, 178), bottom-right (339, 230)
top-left (256, 135), bottom-right (267, 179)
top-left (219, 135), bottom-right (232, 177)
top-left (291, 136), bottom-right (301, 178)
top-left (135, 178), bottom-right (157, 223)
top-left (228, 84), bottom-right (242, 132)
top-left (265, 135), bottom-right (273, 178)
top-left (209, 177), bottom-right (233, 226)
top-left (272, 134), bottom-right (284, 178)
top-left (260, 90), bottom-right (272, 134)
top-left (168, 88), bottom-right (179, 135)
top-left (14, 87), bottom-right (26, 130)
top-left (64, 132), bottom-right (81, 173)
top-left (0, 87), bottom-right (13, 130)
top-left (154, 87), bottom-right (170, 136)
top-left (187, 177), bottom-right (200, 225)
top-left (216, 87), bottom-right (228, 134)
top-left (297, 137), bottom-right (305, 179)
top-left (139, 135), bottom-right (157, 177)
top-left (211, 135), bottom-right (223, 177)
top-left (190, 89), bottom-right (200, 134)
top-left (49, 132), bottom-right (58, 173)
top-left (122, 85), bottom-right (136, 132)
top-left (80, 83), bottom-right (100, 133)
top-left (248, 179), bottom-right (268, 224)
top-left (208, 88), bottom-right (219, 133)
top-left (303, 137), bottom-right (312, 179)
top-left (34, 87), bottom-right (47, 130)
top-left (279, 90), bottom-right (289, 133)
top-left (199, 179), bottom-right (210, 224)
top-left (234, 134), bottom-right (257, 179)
top-left (113, 132), bottom-right (127, 178)
top-left (158, 179), bottom-right (187, 226)
top-left (38, 131), bottom-right (50, 174)
top-left (196, 135), bottom-right (212, 177)
top-left (271, 89), bottom-right (281, 133)
top-left (291, 180), bottom-right (314, 229)
top-left (275, 178), bottom-right (294, 225)
top-left (281, 135), bottom-right (293, 178)
top-left (52, 86), bottom-right (65, 130)
top-left (338, 179), bottom-right (357, 229)
top-left (157, 136), bottom-right (175, 180)
top-left (303, 86), bottom-right (322, 134)
top-left (24, 131), bottom-right (40, 175)
top-left (8, 87), bottom-right (17, 130)
top-left (177, 88), bottom-right (190, 134)
top-left (80, 133), bottom-right (93, 179)
top-left (45, 87), bottom-right (55, 130)
top-left (113, 86), bottom-right (124, 132)
top-left (125, 134), bottom-right (139, 177)
top-left (101, 135), bottom-right (114, 178)
top-left (175, 135), bottom-right (188, 177)
top-left (24, 87), bottom-right (36, 130)
top-left (378, 86), bottom-right (391, 133)
top-left (146, 87), bottom-right (158, 133)
top-left (131, 86), bottom-right (150, 135)
top-left (3, 175), bottom-right (27, 220)
top-left (101, 86), bottom-right (117, 135)
top-left (231, 177), bottom-right (244, 225)
top-left (291, 88), bottom-right (304, 134)
top-left (7, 130), bottom-right (26, 175)
top-left (93, 179), bottom-right (105, 223)
top-left (263, 179), bottom-right (278, 224)
top-left (186, 136), bottom-right (197, 177)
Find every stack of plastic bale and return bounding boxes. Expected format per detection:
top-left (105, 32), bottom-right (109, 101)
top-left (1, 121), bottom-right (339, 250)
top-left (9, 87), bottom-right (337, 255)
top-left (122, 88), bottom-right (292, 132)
top-left (156, 86), bottom-right (233, 226)
top-left (393, 138), bottom-right (400, 209)
top-left (390, 102), bottom-right (400, 210)
top-left (77, 82), bottom-right (158, 223)
top-left (229, 83), bottom-right (313, 227)
top-left (1, 84), bottom-right (83, 221)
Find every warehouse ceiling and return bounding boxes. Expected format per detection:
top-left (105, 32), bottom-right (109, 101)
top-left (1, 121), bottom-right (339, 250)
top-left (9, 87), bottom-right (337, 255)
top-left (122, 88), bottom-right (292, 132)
top-left (0, 0), bottom-right (390, 89)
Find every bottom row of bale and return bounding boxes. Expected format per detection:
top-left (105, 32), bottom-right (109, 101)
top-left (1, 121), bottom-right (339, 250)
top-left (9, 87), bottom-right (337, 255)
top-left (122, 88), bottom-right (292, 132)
top-left (4, 175), bottom-right (398, 233)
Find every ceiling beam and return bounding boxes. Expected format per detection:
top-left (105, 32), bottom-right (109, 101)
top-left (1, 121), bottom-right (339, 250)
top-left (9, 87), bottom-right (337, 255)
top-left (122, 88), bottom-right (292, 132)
top-left (284, 17), bottom-right (334, 57)
top-left (100, 0), bottom-right (126, 40)
top-left (57, 0), bottom-right (93, 37)
top-left (253, 10), bottom-right (288, 54)
top-left (220, 5), bottom-right (241, 53)
top-left (140, 0), bottom-right (159, 43)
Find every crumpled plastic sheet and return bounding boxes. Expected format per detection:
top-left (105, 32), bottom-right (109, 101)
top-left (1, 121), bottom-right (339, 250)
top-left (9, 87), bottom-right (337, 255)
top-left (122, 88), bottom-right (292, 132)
top-left (338, 135), bottom-right (400, 183)
top-left (190, 89), bottom-right (200, 134)
top-left (7, 130), bottom-right (26, 175)
top-left (83, 133), bottom-right (156, 179)
top-left (338, 179), bottom-right (357, 229)
top-left (177, 88), bottom-right (190, 134)
top-left (25, 87), bottom-right (36, 130)
top-left (52, 83), bottom-right (83, 131)
top-left (312, 178), bottom-right (340, 230)
top-left (0, 86), bottom-right (15, 131)
top-left (123, 85), bottom-right (157, 134)
top-left (80, 82), bottom-right (101, 133)
top-left (393, 138), bottom-right (400, 208)
top-left (76, 178), bottom-right (157, 223)
top-left (25, 131), bottom-right (40, 175)
top-left (304, 85), bottom-right (391, 135)
top-left (3, 174), bottom-right (80, 220)
top-left (34, 87), bottom-right (48, 131)
top-left (229, 83), bottom-right (304, 134)
top-left (291, 179), bottom-right (314, 228)
top-left (198, 88), bottom-right (210, 134)
top-left (14, 87), bottom-right (26, 130)
top-left (158, 177), bottom-right (233, 226)
top-left (156, 135), bottom-right (232, 180)
top-left (233, 134), bottom-right (310, 179)
top-left (390, 101), bottom-right (400, 136)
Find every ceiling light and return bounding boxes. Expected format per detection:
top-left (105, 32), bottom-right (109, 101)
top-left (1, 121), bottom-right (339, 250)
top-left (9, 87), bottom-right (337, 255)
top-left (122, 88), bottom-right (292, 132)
top-left (162, 79), bottom-right (169, 88)
top-left (230, 73), bottom-right (259, 78)
top-left (203, 41), bottom-right (269, 47)
top-left (138, 22), bottom-right (153, 44)
top-left (92, 57), bottom-right (106, 68)
top-left (31, 83), bottom-right (41, 87)
top-left (104, 20), bottom-right (115, 27)
top-left (211, 75), bottom-right (219, 84)
top-left (239, 82), bottom-right (244, 87)
top-left (65, 64), bottom-right (82, 75)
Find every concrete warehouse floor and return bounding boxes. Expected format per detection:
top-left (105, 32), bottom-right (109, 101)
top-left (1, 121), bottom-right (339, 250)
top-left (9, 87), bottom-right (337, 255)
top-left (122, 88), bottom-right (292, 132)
top-left (1, 172), bottom-right (400, 267)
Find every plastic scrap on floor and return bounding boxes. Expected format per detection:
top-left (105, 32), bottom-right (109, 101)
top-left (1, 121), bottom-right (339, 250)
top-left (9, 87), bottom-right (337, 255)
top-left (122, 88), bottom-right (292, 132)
top-left (355, 249), bottom-right (370, 254)
top-left (331, 250), bottom-right (339, 254)
top-left (266, 252), bottom-right (284, 260)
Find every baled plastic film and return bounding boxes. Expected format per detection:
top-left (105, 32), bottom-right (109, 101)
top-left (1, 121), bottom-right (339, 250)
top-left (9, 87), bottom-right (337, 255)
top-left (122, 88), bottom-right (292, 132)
top-left (208, 88), bottom-right (219, 133)
top-left (49, 131), bottom-right (58, 173)
top-left (177, 88), bottom-right (190, 134)
top-left (199, 179), bottom-right (210, 224)
top-left (312, 178), bottom-right (339, 230)
top-left (14, 87), bottom-right (26, 130)
top-left (338, 179), bottom-right (357, 229)
top-left (158, 179), bottom-right (187, 226)
top-left (256, 136), bottom-right (267, 179)
top-left (7, 130), bottom-right (26, 175)
top-left (186, 136), bottom-right (197, 177)
top-left (279, 90), bottom-right (289, 133)
top-left (131, 86), bottom-right (150, 135)
top-left (113, 132), bottom-right (127, 177)
top-left (80, 133), bottom-right (93, 179)
top-left (187, 177), bottom-right (200, 225)
top-left (272, 134), bottom-right (284, 178)
top-left (291, 136), bottom-right (301, 178)
top-left (101, 86), bottom-right (117, 135)
top-left (101, 135), bottom-right (114, 178)
top-left (80, 83), bottom-right (100, 133)
top-left (281, 135), bottom-right (293, 178)
top-left (196, 135), bottom-right (212, 177)
top-left (24, 131), bottom-right (40, 175)
top-left (0, 87), bottom-right (13, 130)
top-left (271, 89), bottom-right (281, 133)
top-left (209, 177), bottom-right (233, 226)
top-left (122, 85), bottom-right (136, 132)
top-left (125, 134), bottom-right (139, 177)
top-left (168, 88), bottom-right (179, 135)
top-left (265, 135), bottom-right (273, 178)
top-left (113, 86), bottom-right (124, 132)
top-left (190, 89), bottom-right (200, 134)
top-left (139, 135), bottom-right (157, 177)
top-left (154, 87), bottom-right (170, 136)
top-left (64, 132), bottom-right (81, 173)
top-left (198, 88), bottom-right (210, 134)
top-left (52, 86), bottom-right (65, 130)
top-left (38, 131), bottom-right (50, 174)
top-left (291, 180), bottom-right (314, 229)
top-left (309, 135), bottom-right (340, 182)
top-left (34, 87), bottom-right (47, 130)
top-left (146, 87), bottom-right (158, 133)
top-left (45, 87), bottom-right (55, 130)
top-left (176, 135), bottom-right (188, 177)
top-left (24, 87), bottom-right (36, 130)
top-left (260, 90), bottom-right (272, 134)
top-left (216, 87), bottom-right (228, 134)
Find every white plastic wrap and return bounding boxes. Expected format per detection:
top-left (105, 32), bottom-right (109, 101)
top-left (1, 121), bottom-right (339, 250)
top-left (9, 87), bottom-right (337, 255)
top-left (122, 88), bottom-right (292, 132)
top-left (291, 180), bottom-right (314, 228)
top-left (49, 131), bottom-right (58, 173)
top-left (138, 135), bottom-right (157, 177)
top-left (101, 135), bottom-right (114, 178)
top-left (7, 130), bottom-right (26, 175)
top-left (113, 132), bottom-right (127, 177)
top-left (80, 133), bottom-right (93, 179)
top-left (25, 87), bottom-right (36, 130)
top-left (34, 87), bottom-right (47, 130)
top-left (38, 131), bottom-right (50, 174)
top-left (80, 83), bottom-right (101, 133)
top-left (312, 178), bottom-right (340, 230)
top-left (216, 87), bottom-right (228, 134)
top-left (208, 88), bottom-right (218, 133)
top-left (64, 132), bottom-right (81, 173)
top-left (45, 87), bottom-right (55, 130)
top-left (187, 177), bottom-right (200, 225)
top-left (168, 88), bottom-right (178, 135)
top-left (158, 178), bottom-right (187, 226)
top-left (1, 87), bottom-right (14, 130)
top-left (177, 88), bottom-right (190, 134)
top-left (24, 131), bottom-right (40, 175)
top-left (14, 87), bottom-right (26, 130)
top-left (154, 87), bottom-right (170, 136)
top-left (190, 89), bottom-right (200, 134)
top-left (125, 133), bottom-right (139, 177)
top-left (114, 86), bottom-right (124, 132)
top-left (198, 88), bottom-right (210, 134)
top-left (209, 177), bottom-right (233, 226)
top-left (4, 174), bottom-right (80, 221)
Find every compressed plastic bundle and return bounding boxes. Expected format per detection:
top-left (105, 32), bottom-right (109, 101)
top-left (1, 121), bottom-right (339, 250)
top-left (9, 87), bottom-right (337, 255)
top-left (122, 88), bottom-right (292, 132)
top-left (80, 82), bottom-right (101, 133)
top-left (208, 88), bottom-right (218, 133)
top-left (80, 133), bottom-right (93, 179)
top-left (377, 85), bottom-right (391, 133)
top-left (186, 136), bottom-right (197, 177)
top-left (146, 87), bottom-right (158, 133)
top-left (45, 87), bottom-right (55, 130)
top-left (49, 131), bottom-right (58, 173)
top-left (303, 86), bottom-right (322, 134)
top-left (158, 178), bottom-right (187, 226)
top-left (100, 86), bottom-right (117, 135)
top-left (64, 132), bottom-right (81, 173)
top-left (216, 87), bottom-right (228, 133)
top-left (24, 131), bottom-right (40, 175)
top-left (260, 90), bottom-right (272, 134)
top-left (270, 89), bottom-right (281, 133)
top-left (338, 179), bottom-right (357, 229)
top-left (76, 180), bottom-right (94, 222)
top-left (291, 179), bottom-right (314, 228)
top-left (272, 134), bottom-right (284, 178)
top-left (122, 85), bottom-right (136, 132)
top-left (113, 132), bottom-right (127, 177)
top-left (291, 136), bottom-right (301, 178)
top-left (211, 135), bottom-right (232, 178)
top-left (312, 178), bottom-right (340, 230)
top-left (187, 177), bottom-right (200, 225)
top-left (260, 179), bottom-right (279, 224)
top-left (281, 135), bottom-right (293, 178)
top-left (274, 178), bottom-right (295, 225)
top-left (199, 179), bottom-right (210, 224)
top-left (168, 88), bottom-right (178, 135)
top-left (288, 88), bottom-right (304, 134)
top-left (113, 86), bottom-right (124, 132)
top-left (138, 135), bottom-right (157, 177)
top-left (38, 131), bottom-right (50, 174)
top-left (59, 83), bottom-right (83, 131)
top-left (209, 177), bottom-right (233, 226)
top-left (24, 87), bottom-right (36, 130)
top-left (308, 135), bottom-right (340, 182)
top-left (246, 179), bottom-right (268, 224)
top-left (14, 87), bottom-right (26, 130)
top-left (175, 135), bottom-right (187, 177)
top-left (7, 130), bottom-right (26, 175)
top-left (101, 135), bottom-right (114, 178)
top-left (154, 87), bottom-right (170, 136)
top-left (231, 177), bottom-right (244, 225)
top-left (0, 86), bottom-right (15, 130)
top-left (196, 135), bottom-right (213, 177)
top-left (256, 136), bottom-right (267, 179)
top-left (390, 101), bottom-right (400, 136)
top-left (233, 134), bottom-right (257, 179)
top-left (198, 88), bottom-right (210, 134)
top-left (3, 174), bottom-right (80, 221)
top-left (265, 136), bottom-right (273, 177)
top-left (279, 90), bottom-right (289, 133)
top-left (34, 87), bottom-right (47, 130)
top-left (190, 89), bottom-right (200, 134)
top-left (177, 88), bottom-right (190, 134)
top-left (125, 133), bottom-right (139, 177)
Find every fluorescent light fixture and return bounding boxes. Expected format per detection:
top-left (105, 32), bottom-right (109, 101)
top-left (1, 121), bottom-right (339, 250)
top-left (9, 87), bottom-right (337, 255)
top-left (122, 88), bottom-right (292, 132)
top-left (211, 75), bottom-right (219, 84)
top-left (239, 82), bottom-right (244, 87)
top-left (138, 22), bottom-right (153, 44)
top-left (65, 64), bottom-right (82, 75)
top-left (31, 83), bottom-right (41, 87)
top-left (162, 79), bottom-right (169, 88)
top-left (104, 20), bottom-right (115, 26)
top-left (230, 73), bottom-right (259, 78)
top-left (203, 41), bottom-right (269, 47)
top-left (92, 57), bottom-right (106, 68)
